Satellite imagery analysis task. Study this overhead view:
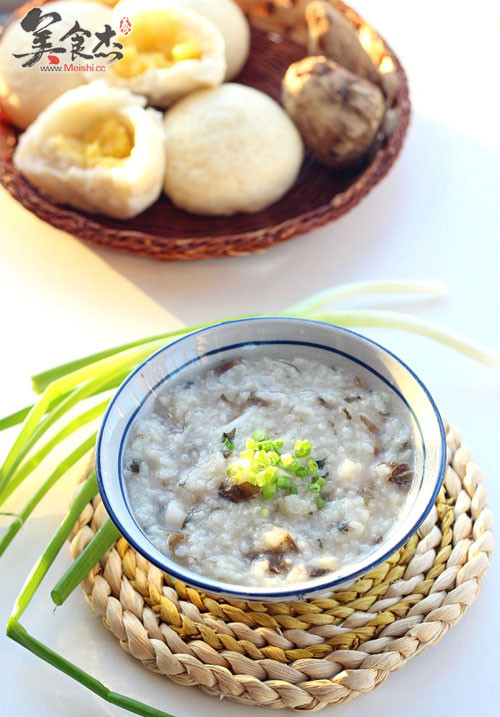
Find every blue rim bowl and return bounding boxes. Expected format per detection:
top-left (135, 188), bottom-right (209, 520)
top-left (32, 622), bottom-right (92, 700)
top-left (96, 317), bottom-right (446, 602)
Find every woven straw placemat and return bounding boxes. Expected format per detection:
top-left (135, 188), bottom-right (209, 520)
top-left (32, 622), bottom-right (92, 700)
top-left (70, 420), bottom-right (492, 711)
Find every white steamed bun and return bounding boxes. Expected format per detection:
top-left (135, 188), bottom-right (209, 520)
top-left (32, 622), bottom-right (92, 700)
top-left (178, 0), bottom-right (250, 79)
top-left (0, 1), bottom-right (112, 129)
top-left (103, 0), bottom-right (226, 106)
top-left (163, 83), bottom-right (304, 215)
top-left (14, 81), bottom-right (166, 219)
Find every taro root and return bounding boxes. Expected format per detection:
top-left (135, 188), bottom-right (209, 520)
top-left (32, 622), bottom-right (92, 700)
top-left (282, 56), bottom-right (385, 170)
top-left (306, 1), bottom-right (401, 106)
top-left (306, 1), bottom-right (381, 87)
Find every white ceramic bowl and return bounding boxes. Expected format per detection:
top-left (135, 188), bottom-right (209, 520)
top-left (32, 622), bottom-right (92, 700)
top-left (96, 317), bottom-right (446, 602)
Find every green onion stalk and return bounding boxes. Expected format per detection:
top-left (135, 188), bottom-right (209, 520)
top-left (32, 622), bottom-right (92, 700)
top-left (1, 280), bottom-right (498, 716)
top-left (6, 472), bottom-right (174, 717)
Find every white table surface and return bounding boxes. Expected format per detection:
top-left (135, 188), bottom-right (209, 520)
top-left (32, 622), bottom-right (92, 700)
top-left (1, 1), bottom-right (499, 715)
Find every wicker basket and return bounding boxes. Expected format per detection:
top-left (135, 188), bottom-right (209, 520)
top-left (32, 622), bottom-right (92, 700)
top-left (0, 0), bottom-right (410, 260)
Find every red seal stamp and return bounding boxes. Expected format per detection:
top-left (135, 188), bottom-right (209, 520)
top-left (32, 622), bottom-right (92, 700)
top-left (119, 17), bottom-right (132, 37)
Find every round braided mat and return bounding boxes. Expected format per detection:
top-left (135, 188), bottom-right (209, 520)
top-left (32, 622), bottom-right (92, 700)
top-left (71, 421), bottom-right (492, 711)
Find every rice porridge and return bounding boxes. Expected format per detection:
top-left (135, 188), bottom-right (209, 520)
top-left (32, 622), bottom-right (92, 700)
top-left (124, 352), bottom-right (415, 587)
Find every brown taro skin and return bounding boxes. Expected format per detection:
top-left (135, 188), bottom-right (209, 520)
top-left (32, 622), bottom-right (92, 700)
top-left (282, 56), bottom-right (385, 170)
top-left (306, 1), bottom-right (382, 87)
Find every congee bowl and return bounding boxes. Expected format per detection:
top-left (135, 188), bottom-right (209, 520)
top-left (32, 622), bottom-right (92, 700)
top-left (96, 317), bottom-right (446, 602)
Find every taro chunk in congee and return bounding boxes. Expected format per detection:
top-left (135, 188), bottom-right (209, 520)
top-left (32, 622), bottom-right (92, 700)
top-left (124, 352), bottom-right (415, 587)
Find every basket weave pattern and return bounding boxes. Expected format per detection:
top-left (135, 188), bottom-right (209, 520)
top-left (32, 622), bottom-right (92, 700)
top-left (0, 0), bottom-right (410, 260)
top-left (70, 420), bottom-right (492, 710)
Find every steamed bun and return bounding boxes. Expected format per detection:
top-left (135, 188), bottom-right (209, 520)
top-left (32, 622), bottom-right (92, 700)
top-left (105, 1), bottom-right (226, 106)
top-left (163, 83), bottom-right (303, 215)
top-left (14, 82), bottom-right (166, 219)
top-left (179, 0), bottom-right (250, 79)
top-left (0, 1), bottom-right (112, 129)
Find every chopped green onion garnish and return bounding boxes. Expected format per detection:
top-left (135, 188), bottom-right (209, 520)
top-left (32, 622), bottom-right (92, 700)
top-left (294, 439), bottom-right (311, 458)
top-left (277, 475), bottom-right (291, 489)
top-left (226, 433), bottom-right (328, 504)
top-left (267, 451), bottom-right (280, 465)
top-left (295, 466), bottom-right (308, 478)
top-left (316, 497), bottom-right (326, 510)
top-left (280, 453), bottom-right (298, 471)
top-left (262, 483), bottom-right (276, 499)
top-left (254, 450), bottom-right (272, 469)
top-left (255, 473), bottom-right (267, 487)
top-left (264, 466), bottom-right (278, 483)
top-left (252, 429), bottom-right (268, 442)
top-left (308, 459), bottom-right (319, 474)
top-left (259, 507), bottom-right (269, 518)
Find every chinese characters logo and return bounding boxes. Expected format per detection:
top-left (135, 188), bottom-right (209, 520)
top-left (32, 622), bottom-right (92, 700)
top-left (13, 7), bottom-right (126, 69)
